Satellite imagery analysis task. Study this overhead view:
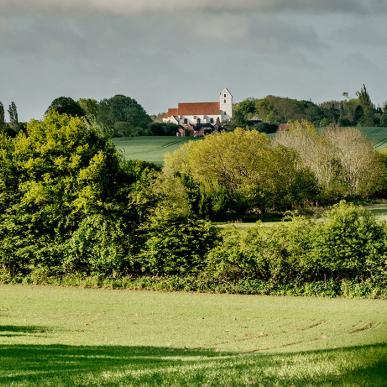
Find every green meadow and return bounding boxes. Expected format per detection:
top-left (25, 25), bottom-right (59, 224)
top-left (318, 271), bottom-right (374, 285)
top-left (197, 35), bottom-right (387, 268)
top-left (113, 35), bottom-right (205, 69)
top-left (1, 285), bottom-right (386, 386)
top-left (113, 136), bottom-right (193, 165)
top-left (112, 128), bottom-right (386, 167)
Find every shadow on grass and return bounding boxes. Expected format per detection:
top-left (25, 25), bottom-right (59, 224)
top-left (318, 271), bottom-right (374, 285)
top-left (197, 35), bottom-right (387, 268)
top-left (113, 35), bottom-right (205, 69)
top-left (0, 333), bottom-right (386, 385)
top-left (0, 325), bottom-right (51, 337)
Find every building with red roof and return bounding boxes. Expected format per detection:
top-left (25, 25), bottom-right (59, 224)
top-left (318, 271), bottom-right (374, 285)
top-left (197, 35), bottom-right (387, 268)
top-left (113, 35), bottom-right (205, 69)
top-left (163, 88), bottom-right (233, 130)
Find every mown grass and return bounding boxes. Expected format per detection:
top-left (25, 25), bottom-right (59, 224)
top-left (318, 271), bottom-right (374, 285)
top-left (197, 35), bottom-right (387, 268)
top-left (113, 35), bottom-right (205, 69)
top-left (113, 136), bottom-right (193, 165)
top-left (1, 285), bottom-right (386, 385)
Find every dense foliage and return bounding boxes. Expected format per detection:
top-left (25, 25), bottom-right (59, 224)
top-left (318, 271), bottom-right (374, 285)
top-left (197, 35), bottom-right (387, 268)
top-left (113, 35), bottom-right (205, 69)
top-left (0, 112), bottom-right (385, 298)
top-left (160, 129), bottom-right (318, 219)
top-left (205, 203), bottom-right (386, 291)
top-left (46, 97), bottom-right (86, 117)
top-left (0, 112), bottom-right (158, 277)
top-left (275, 121), bottom-right (384, 200)
top-left (233, 85), bottom-right (387, 129)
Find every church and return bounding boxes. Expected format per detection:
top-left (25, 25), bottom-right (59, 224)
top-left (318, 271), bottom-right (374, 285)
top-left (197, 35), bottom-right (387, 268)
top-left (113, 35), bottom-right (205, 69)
top-left (163, 88), bottom-right (233, 128)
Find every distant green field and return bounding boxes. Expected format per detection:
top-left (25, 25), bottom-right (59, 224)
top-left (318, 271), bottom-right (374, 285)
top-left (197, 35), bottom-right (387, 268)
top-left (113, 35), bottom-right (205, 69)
top-left (113, 127), bottom-right (386, 166)
top-left (219, 205), bottom-right (387, 230)
top-left (1, 285), bottom-right (386, 386)
top-left (359, 127), bottom-right (387, 149)
top-left (113, 136), bottom-right (194, 165)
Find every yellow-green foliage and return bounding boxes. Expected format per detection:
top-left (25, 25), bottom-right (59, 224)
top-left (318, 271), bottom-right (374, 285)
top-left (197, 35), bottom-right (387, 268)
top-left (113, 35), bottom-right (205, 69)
top-left (0, 112), bottom-right (158, 277)
top-left (162, 129), bottom-right (317, 218)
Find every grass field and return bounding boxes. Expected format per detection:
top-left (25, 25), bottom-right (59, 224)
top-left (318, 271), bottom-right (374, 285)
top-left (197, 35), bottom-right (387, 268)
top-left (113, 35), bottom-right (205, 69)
top-left (113, 136), bottom-right (193, 165)
top-left (219, 204), bottom-right (387, 230)
top-left (359, 127), bottom-right (387, 148)
top-left (1, 285), bottom-right (386, 386)
top-left (112, 128), bottom-right (386, 166)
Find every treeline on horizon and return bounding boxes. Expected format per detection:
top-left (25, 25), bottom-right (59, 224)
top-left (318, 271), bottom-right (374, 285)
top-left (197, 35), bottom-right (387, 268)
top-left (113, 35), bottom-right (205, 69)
top-left (1, 84), bottom-right (386, 138)
top-left (0, 111), bottom-right (386, 297)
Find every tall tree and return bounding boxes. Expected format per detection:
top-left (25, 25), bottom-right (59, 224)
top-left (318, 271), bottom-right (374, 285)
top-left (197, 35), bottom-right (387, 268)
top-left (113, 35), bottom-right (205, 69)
top-left (7, 102), bottom-right (19, 132)
top-left (356, 84), bottom-right (373, 110)
top-left (356, 84), bottom-right (375, 126)
top-left (0, 102), bottom-right (5, 128)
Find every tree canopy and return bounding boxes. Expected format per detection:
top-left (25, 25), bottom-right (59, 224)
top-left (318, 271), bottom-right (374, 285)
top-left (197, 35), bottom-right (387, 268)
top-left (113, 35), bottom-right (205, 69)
top-left (160, 129), bottom-right (317, 219)
top-left (46, 97), bottom-right (86, 117)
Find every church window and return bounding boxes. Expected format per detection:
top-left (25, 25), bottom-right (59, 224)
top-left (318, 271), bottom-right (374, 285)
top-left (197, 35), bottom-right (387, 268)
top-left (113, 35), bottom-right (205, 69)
top-left (224, 94), bottom-right (227, 98)
top-left (210, 118), bottom-right (214, 123)
top-left (224, 99), bottom-right (227, 103)
top-left (183, 118), bottom-right (188, 124)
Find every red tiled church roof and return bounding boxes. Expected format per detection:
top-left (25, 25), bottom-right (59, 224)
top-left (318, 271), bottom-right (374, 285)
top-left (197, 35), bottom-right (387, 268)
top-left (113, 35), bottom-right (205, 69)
top-left (164, 102), bottom-right (220, 117)
top-left (178, 102), bottom-right (220, 116)
top-left (167, 108), bottom-right (178, 116)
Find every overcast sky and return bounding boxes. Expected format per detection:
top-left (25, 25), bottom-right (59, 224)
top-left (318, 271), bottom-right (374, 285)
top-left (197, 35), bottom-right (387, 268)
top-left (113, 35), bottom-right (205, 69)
top-left (1, 0), bottom-right (387, 121)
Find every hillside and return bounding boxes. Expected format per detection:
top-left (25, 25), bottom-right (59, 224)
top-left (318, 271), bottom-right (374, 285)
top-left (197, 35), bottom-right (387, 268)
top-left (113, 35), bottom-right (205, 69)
top-left (113, 136), bottom-right (194, 165)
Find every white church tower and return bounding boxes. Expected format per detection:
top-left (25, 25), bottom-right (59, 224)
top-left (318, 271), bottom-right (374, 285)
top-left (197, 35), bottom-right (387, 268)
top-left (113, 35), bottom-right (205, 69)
top-left (219, 88), bottom-right (233, 121)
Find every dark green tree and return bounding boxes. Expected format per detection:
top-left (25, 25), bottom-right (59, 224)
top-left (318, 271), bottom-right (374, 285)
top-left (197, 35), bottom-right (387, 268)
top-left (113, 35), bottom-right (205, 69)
top-left (7, 102), bottom-right (19, 131)
top-left (97, 95), bottom-right (151, 137)
top-left (356, 85), bottom-right (375, 126)
top-left (78, 98), bottom-right (99, 118)
top-left (0, 102), bottom-right (5, 128)
top-left (46, 97), bottom-right (85, 117)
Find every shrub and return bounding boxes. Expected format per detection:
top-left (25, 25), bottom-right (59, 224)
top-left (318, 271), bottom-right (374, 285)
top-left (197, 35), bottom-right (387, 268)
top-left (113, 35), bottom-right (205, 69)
top-left (314, 202), bottom-right (387, 282)
top-left (205, 216), bottom-right (317, 284)
top-left (64, 214), bottom-right (132, 277)
top-left (138, 209), bottom-right (220, 275)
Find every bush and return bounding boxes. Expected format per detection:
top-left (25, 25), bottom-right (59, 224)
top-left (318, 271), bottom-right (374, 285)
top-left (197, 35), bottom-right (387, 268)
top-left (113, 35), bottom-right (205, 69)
top-left (314, 202), bottom-right (387, 282)
top-left (138, 209), bottom-right (220, 275)
top-left (204, 203), bottom-right (386, 290)
top-left (64, 214), bottom-right (132, 276)
top-left (205, 216), bottom-right (317, 284)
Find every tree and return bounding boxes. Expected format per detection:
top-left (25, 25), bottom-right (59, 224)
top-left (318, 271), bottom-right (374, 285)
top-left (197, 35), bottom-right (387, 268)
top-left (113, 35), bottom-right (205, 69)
top-left (275, 121), bottom-right (344, 199)
top-left (0, 102), bottom-right (5, 128)
top-left (97, 95), bottom-right (151, 137)
top-left (46, 97), bottom-right (85, 117)
top-left (161, 128), bottom-right (317, 219)
top-left (323, 127), bottom-right (384, 197)
top-left (7, 102), bottom-right (19, 132)
top-left (0, 112), bottom-right (158, 276)
top-left (356, 84), bottom-right (375, 126)
top-left (356, 84), bottom-right (373, 111)
top-left (275, 121), bottom-right (384, 199)
top-left (78, 98), bottom-right (99, 118)
top-left (380, 103), bottom-right (387, 127)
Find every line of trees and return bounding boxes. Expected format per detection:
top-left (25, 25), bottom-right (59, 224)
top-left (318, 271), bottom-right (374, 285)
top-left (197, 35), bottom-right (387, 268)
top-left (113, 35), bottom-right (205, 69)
top-left (0, 101), bottom-right (22, 135)
top-left (0, 113), bottom-right (386, 297)
top-left (47, 95), bottom-right (178, 137)
top-left (232, 85), bottom-right (387, 129)
top-left (158, 124), bottom-right (385, 220)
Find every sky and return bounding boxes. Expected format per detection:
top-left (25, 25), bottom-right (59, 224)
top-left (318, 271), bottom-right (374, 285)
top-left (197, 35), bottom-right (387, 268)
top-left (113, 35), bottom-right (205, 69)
top-left (1, 0), bottom-right (387, 121)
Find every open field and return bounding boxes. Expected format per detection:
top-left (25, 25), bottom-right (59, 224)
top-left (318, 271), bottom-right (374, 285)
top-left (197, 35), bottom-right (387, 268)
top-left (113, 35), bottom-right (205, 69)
top-left (113, 128), bottom-right (386, 166)
top-left (219, 204), bottom-right (387, 230)
top-left (0, 285), bottom-right (386, 386)
top-left (359, 127), bottom-right (387, 148)
top-left (113, 136), bottom-right (194, 165)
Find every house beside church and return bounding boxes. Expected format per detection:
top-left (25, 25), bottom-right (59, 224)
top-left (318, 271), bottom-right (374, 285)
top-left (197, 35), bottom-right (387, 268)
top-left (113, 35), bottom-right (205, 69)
top-left (163, 88), bottom-right (233, 136)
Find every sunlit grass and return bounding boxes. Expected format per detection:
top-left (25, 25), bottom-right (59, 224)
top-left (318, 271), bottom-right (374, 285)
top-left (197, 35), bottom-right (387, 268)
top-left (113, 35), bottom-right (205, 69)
top-left (0, 285), bottom-right (386, 385)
